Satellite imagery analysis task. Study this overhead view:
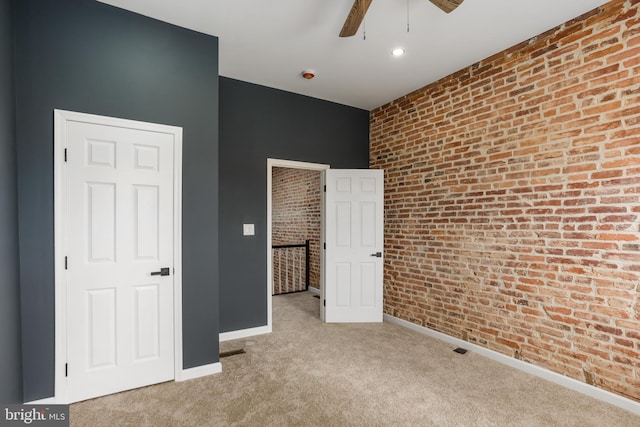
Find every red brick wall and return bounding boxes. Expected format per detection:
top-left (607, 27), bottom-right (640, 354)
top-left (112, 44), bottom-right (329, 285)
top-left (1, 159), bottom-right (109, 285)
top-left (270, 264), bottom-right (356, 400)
top-left (370, 0), bottom-right (640, 401)
top-left (272, 167), bottom-right (321, 293)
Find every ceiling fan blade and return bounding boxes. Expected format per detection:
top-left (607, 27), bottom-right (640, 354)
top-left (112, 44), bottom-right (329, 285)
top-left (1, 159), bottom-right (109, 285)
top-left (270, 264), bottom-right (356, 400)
top-left (339, 0), bottom-right (373, 38)
top-left (428, 0), bottom-right (464, 13)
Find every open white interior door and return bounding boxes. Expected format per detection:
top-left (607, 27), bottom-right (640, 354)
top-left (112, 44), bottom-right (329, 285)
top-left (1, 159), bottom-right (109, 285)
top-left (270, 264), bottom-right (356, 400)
top-left (322, 169), bottom-right (384, 323)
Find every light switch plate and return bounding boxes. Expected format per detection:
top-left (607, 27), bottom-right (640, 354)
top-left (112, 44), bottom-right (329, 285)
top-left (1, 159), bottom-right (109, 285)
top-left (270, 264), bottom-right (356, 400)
top-left (243, 224), bottom-right (255, 236)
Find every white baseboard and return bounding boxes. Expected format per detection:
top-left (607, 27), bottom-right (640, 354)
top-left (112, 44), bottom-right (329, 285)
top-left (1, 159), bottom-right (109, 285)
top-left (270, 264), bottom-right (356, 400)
top-left (219, 325), bottom-right (271, 342)
top-left (176, 362), bottom-right (222, 382)
top-left (25, 364), bottom-right (223, 402)
top-left (383, 314), bottom-right (640, 416)
top-left (24, 397), bottom-right (57, 405)
top-left (307, 287), bottom-right (320, 295)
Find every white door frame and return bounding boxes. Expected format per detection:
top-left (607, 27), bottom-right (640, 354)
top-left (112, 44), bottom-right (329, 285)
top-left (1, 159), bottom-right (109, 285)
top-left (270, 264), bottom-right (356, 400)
top-left (267, 158), bottom-right (329, 330)
top-left (53, 109), bottom-right (184, 404)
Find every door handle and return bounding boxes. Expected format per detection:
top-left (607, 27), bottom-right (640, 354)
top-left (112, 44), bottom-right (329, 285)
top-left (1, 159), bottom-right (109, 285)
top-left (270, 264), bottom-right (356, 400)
top-left (370, 252), bottom-right (382, 258)
top-left (151, 267), bottom-right (171, 276)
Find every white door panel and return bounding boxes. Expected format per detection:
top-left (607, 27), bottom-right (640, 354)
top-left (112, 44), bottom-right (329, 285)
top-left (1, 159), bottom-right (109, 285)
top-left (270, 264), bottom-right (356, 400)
top-left (323, 169), bottom-right (384, 323)
top-left (64, 117), bottom-right (176, 402)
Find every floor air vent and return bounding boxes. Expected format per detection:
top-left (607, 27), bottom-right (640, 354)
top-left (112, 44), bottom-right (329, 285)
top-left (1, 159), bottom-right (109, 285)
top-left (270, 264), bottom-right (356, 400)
top-left (220, 349), bottom-right (246, 358)
top-left (453, 347), bottom-right (468, 355)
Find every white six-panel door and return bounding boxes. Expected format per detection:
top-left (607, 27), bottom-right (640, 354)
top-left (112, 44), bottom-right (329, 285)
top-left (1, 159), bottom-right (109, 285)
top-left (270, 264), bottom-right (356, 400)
top-left (59, 111), bottom-right (179, 402)
top-left (323, 169), bottom-right (384, 323)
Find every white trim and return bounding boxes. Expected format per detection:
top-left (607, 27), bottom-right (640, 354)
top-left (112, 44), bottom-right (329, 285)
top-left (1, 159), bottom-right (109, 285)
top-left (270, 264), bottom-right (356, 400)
top-left (307, 286), bottom-right (321, 296)
top-left (172, 126), bottom-right (184, 389)
top-left (384, 314), bottom-right (640, 416)
top-left (320, 172), bottom-right (326, 322)
top-left (53, 110), bottom-right (183, 404)
top-left (175, 362), bottom-right (222, 382)
top-left (53, 110), bottom-right (68, 404)
top-left (24, 397), bottom-right (57, 405)
top-left (219, 325), bottom-right (271, 342)
top-left (266, 159), bottom-right (330, 333)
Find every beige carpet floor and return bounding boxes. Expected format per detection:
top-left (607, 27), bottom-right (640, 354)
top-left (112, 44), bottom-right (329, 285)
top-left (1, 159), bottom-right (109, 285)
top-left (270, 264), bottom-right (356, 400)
top-left (71, 291), bottom-right (640, 426)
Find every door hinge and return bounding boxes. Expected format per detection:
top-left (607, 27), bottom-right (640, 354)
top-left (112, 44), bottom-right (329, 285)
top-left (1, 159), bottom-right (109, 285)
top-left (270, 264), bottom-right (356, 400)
top-left (323, 243), bottom-right (326, 250)
top-left (323, 299), bottom-right (326, 307)
top-left (64, 256), bottom-right (68, 270)
top-left (323, 185), bottom-right (326, 192)
top-left (65, 363), bottom-right (68, 377)
top-left (64, 148), bottom-right (67, 162)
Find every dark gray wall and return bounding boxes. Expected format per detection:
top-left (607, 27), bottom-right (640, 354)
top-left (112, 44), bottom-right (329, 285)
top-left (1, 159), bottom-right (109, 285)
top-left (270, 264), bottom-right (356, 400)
top-left (0, 0), bottom-right (23, 404)
top-left (219, 77), bottom-right (369, 332)
top-left (14, 0), bottom-right (219, 401)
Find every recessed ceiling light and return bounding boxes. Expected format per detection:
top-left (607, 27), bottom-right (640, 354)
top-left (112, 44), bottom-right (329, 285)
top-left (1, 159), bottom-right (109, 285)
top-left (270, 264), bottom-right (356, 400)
top-left (391, 48), bottom-right (405, 57)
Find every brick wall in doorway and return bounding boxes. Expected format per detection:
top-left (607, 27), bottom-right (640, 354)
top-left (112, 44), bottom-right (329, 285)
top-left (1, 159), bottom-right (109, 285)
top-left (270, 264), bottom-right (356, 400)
top-left (272, 167), bottom-right (321, 293)
top-left (370, 0), bottom-right (640, 402)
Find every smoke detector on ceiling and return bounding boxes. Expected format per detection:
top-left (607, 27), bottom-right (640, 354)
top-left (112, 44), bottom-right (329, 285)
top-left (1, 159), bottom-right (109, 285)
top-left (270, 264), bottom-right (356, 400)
top-left (301, 70), bottom-right (316, 80)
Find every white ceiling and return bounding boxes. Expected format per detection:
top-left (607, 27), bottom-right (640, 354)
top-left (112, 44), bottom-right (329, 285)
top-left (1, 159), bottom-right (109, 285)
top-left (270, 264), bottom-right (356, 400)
top-left (98, 0), bottom-right (609, 110)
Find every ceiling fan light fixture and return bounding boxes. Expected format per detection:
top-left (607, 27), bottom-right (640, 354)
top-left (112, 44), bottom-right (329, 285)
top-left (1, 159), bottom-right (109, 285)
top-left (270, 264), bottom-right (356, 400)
top-left (391, 48), bottom-right (405, 57)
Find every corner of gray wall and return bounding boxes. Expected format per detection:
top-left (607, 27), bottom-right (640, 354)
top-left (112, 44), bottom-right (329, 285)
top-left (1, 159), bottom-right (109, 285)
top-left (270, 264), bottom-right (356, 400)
top-left (219, 77), bottom-right (369, 332)
top-left (0, 0), bottom-right (24, 404)
top-left (14, 0), bottom-right (219, 400)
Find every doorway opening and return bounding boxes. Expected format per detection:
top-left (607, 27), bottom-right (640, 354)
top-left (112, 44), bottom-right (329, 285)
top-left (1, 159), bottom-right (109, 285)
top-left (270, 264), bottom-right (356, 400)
top-left (267, 159), bottom-right (329, 329)
top-left (272, 167), bottom-right (321, 296)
